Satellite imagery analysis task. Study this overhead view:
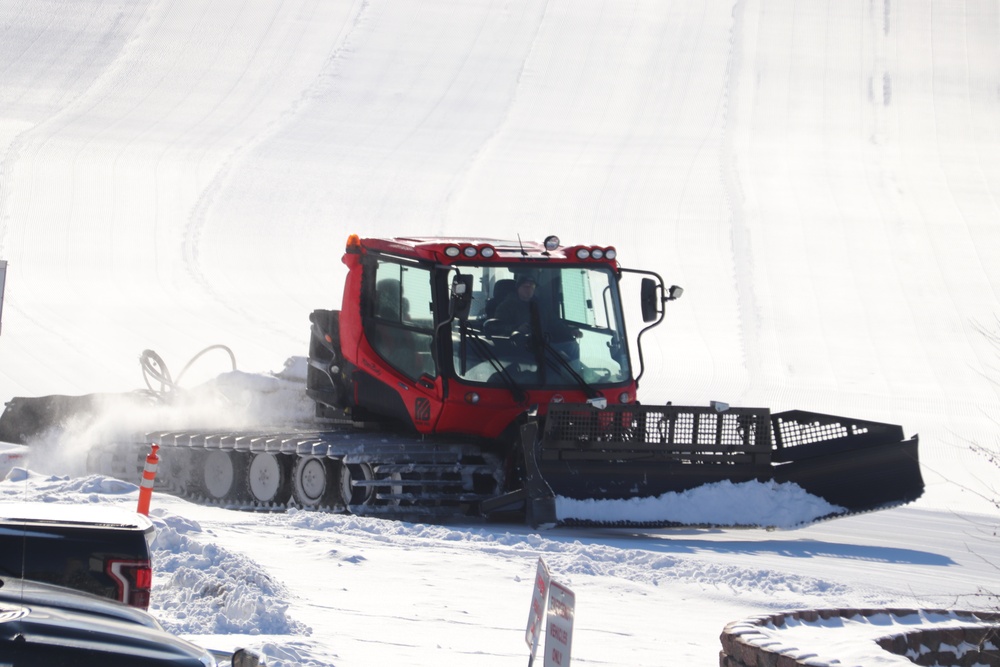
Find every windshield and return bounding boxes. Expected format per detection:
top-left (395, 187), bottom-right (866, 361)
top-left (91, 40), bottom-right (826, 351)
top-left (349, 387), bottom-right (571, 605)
top-left (450, 264), bottom-right (630, 388)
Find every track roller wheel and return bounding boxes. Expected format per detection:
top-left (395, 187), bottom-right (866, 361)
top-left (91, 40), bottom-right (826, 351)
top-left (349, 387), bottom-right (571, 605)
top-left (336, 462), bottom-right (375, 506)
top-left (161, 449), bottom-right (198, 495)
top-left (291, 456), bottom-right (336, 508)
top-left (87, 445), bottom-right (134, 479)
top-left (387, 472), bottom-right (405, 506)
top-left (246, 453), bottom-right (292, 506)
top-left (200, 451), bottom-right (247, 502)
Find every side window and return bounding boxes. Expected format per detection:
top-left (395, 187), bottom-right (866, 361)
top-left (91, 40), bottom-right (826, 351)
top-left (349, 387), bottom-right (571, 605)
top-left (370, 261), bottom-right (436, 380)
top-left (399, 267), bottom-right (433, 329)
top-left (559, 269), bottom-right (597, 326)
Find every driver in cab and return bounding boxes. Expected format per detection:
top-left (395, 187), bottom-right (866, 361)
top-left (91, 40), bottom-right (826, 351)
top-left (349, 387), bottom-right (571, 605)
top-left (494, 274), bottom-right (581, 360)
top-left (494, 274), bottom-right (538, 336)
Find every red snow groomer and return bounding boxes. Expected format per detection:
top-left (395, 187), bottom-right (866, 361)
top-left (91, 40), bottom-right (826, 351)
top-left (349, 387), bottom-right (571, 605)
top-left (0, 235), bottom-right (923, 527)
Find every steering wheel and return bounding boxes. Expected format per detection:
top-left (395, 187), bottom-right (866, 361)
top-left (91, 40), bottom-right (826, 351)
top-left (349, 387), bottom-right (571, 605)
top-left (510, 329), bottom-right (533, 349)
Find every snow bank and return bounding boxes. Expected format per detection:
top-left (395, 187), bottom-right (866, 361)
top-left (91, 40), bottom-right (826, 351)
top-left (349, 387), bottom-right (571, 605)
top-left (149, 508), bottom-right (310, 636)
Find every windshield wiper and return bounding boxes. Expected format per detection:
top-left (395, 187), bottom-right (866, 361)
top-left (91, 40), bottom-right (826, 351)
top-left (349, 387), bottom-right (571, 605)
top-left (521, 300), bottom-right (599, 398)
top-left (538, 338), bottom-right (601, 399)
top-left (460, 326), bottom-right (528, 403)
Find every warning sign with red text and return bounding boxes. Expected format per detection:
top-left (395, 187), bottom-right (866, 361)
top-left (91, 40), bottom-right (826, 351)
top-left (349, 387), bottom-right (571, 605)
top-left (543, 580), bottom-right (575, 667)
top-left (525, 557), bottom-right (551, 659)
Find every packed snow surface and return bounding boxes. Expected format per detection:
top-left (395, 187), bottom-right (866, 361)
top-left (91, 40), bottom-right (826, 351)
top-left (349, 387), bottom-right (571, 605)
top-left (1, 0), bottom-right (1000, 665)
top-left (3, 466), bottom-right (999, 667)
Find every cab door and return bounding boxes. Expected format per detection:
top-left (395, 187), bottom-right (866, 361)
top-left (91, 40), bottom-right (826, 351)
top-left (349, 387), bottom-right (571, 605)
top-left (363, 259), bottom-right (441, 430)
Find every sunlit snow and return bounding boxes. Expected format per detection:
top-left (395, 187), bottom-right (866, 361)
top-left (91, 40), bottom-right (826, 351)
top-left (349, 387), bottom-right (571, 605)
top-left (1, 0), bottom-right (999, 666)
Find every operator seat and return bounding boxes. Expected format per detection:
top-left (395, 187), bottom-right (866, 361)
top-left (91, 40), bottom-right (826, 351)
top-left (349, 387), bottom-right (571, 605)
top-left (484, 279), bottom-right (515, 319)
top-left (375, 278), bottom-right (403, 320)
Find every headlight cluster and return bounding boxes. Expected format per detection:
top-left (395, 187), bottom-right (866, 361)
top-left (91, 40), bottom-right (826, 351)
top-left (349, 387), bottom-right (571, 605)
top-left (444, 244), bottom-right (496, 259)
top-left (572, 246), bottom-right (617, 261)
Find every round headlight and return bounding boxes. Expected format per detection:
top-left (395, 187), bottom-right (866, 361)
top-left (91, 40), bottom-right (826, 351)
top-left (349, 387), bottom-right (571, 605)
top-left (463, 246), bottom-right (478, 257)
top-left (575, 247), bottom-right (591, 260)
top-left (544, 235), bottom-right (560, 251)
top-left (618, 391), bottom-right (631, 404)
top-left (445, 246), bottom-right (461, 257)
top-left (605, 247), bottom-right (617, 260)
top-left (591, 247), bottom-right (604, 259)
top-left (480, 246), bottom-right (495, 258)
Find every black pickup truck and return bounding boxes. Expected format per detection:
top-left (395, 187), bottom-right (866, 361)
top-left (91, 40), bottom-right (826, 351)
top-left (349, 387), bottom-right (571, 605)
top-left (0, 504), bottom-right (265, 666)
top-left (0, 502), bottom-right (154, 609)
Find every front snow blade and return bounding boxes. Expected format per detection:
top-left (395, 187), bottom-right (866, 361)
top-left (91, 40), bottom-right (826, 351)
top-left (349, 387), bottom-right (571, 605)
top-left (521, 403), bottom-right (923, 528)
top-left (768, 410), bottom-right (923, 513)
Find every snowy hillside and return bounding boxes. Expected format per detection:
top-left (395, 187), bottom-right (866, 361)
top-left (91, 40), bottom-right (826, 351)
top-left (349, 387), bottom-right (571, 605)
top-left (1, 1), bottom-right (999, 665)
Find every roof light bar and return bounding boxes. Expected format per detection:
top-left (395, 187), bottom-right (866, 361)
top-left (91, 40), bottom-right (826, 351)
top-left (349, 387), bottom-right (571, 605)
top-left (570, 245), bottom-right (616, 261)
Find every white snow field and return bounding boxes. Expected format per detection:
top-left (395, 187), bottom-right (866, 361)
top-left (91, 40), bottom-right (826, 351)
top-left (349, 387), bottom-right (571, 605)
top-left (1, 0), bottom-right (1000, 665)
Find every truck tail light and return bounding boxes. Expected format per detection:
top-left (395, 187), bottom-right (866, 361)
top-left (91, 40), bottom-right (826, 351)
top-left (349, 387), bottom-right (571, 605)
top-left (106, 558), bottom-right (153, 610)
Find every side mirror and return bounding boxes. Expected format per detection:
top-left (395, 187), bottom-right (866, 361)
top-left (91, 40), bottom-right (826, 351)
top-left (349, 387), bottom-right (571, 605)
top-left (640, 280), bottom-right (682, 323)
top-left (640, 278), bottom-right (659, 323)
top-left (451, 274), bottom-right (474, 321)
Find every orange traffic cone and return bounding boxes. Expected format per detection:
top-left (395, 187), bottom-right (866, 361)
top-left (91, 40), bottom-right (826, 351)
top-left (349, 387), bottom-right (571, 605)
top-left (136, 444), bottom-right (159, 516)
